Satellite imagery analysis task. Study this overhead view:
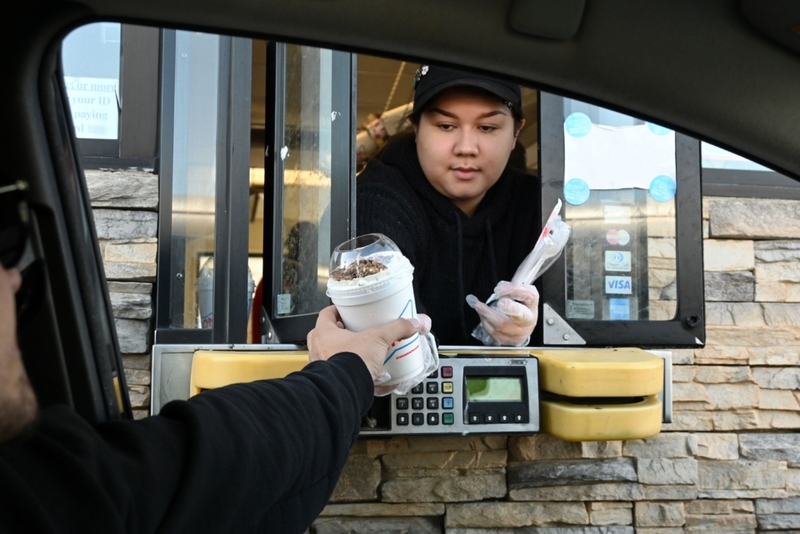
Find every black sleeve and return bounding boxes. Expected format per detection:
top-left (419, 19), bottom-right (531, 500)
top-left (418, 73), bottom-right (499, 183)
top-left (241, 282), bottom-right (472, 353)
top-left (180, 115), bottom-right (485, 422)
top-left (0, 352), bottom-right (373, 534)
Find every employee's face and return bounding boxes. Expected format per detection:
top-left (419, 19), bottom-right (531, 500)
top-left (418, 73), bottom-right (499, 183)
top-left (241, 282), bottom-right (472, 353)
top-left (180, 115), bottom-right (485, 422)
top-left (0, 266), bottom-right (37, 443)
top-left (414, 88), bottom-right (523, 217)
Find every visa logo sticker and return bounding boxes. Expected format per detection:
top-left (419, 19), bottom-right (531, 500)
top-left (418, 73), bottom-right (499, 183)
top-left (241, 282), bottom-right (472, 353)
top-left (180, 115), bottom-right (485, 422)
top-left (605, 276), bottom-right (632, 294)
top-left (605, 251), bottom-right (632, 272)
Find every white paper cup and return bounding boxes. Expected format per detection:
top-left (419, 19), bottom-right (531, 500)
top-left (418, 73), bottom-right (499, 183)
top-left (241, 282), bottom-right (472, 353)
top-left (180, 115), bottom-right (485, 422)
top-left (327, 235), bottom-right (424, 385)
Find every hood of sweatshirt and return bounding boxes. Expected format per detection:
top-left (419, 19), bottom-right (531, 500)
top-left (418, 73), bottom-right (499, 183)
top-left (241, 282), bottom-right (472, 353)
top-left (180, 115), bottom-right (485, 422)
top-left (377, 132), bottom-right (526, 342)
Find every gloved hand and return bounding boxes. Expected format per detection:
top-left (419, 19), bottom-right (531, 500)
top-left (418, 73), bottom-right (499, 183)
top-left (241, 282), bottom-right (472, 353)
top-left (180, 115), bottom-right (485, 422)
top-left (374, 314), bottom-right (437, 397)
top-left (467, 281), bottom-right (539, 347)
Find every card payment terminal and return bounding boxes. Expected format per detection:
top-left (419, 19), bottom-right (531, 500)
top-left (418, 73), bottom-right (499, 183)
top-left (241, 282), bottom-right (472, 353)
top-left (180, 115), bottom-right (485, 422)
top-left (360, 353), bottom-right (540, 436)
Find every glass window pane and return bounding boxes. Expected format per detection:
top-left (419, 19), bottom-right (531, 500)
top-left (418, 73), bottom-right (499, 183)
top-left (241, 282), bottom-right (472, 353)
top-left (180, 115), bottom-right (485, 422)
top-left (561, 99), bottom-right (677, 321)
top-left (168, 31), bottom-right (220, 328)
top-left (701, 141), bottom-right (771, 172)
top-left (61, 22), bottom-right (121, 140)
top-left (276, 45), bottom-right (334, 317)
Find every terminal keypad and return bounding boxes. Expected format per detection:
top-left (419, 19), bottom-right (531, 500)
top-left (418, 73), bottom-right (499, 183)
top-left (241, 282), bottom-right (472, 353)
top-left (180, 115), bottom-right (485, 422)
top-left (393, 366), bottom-right (455, 428)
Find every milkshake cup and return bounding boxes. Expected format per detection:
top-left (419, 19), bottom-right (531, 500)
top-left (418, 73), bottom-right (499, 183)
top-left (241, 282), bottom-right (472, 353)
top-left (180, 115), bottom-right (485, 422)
top-left (327, 234), bottom-right (424, 385)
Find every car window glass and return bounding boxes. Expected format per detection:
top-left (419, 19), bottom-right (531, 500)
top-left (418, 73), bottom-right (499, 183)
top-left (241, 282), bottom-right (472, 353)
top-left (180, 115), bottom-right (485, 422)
top-left (61, 22), bottom-right (121, 141)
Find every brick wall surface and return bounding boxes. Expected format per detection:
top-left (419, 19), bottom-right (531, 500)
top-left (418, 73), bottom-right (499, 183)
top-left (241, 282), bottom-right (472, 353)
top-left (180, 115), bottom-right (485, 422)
top-left (89, 168), bottom-right (157, 420)
top-left (313, 196), bottom-right (800, 534)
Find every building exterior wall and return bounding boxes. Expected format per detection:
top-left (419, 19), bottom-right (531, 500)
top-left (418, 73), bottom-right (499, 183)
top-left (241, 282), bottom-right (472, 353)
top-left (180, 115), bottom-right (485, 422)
top-left (316, 196), bottom-right (800, 534)
top-left (96, 184), bottom-right (800, 531)
top-left (88, 168), bottom-right (157, 420)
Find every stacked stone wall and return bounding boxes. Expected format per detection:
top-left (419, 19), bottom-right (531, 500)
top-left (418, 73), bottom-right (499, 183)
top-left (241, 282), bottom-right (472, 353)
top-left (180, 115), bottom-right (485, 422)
top-left (88, 168), bottom-right (157, 419)
top-left (314, 196), bottom-right (800, 534)
top-left (91, 180), bottom-right (799, 530)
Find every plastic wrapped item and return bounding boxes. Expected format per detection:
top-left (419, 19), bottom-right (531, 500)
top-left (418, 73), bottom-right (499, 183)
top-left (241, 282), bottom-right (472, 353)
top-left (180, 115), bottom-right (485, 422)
top-left (468, 199), bottom-right (572, 345)
top-left (374, 331), bottom-right (439, 397)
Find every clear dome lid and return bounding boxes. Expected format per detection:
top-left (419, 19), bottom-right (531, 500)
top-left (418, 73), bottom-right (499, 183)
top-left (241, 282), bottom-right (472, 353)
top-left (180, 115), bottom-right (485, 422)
top-left (329, 233), bottom-right (405, 282)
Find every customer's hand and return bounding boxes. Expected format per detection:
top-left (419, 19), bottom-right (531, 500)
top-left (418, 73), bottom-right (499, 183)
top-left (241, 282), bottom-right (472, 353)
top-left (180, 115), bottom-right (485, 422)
top-left (472, 281), bottom-right (538, 346)
top-left (307, 305), bottom-right (431, 380)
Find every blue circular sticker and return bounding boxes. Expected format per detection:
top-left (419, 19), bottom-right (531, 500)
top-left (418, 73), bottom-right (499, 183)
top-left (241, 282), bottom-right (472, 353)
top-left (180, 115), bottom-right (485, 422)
top-left (650, 175), bottom-right (677, 202)
top-left (564, 178), bottom-right (590, 205)
top-left (564, 113), bottom-right (592, 138)
top-left (647, 122), bottom-right (671, 136)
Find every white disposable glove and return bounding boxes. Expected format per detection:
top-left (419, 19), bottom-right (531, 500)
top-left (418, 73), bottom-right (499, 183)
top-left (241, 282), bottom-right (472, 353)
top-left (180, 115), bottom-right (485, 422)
top-left (467, 281), bottom-right (539, 347)
top-left (373, 314), bottom-right (438, 396)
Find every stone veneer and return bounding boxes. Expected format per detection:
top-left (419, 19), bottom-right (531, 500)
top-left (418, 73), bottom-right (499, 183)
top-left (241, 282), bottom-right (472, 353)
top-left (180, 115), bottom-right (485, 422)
top-left (95, 183), bottom-right (800, 531)
top-left (312, 197), bottom-right (800, 534)
top-left (88, 168), bottom-right (157, 420)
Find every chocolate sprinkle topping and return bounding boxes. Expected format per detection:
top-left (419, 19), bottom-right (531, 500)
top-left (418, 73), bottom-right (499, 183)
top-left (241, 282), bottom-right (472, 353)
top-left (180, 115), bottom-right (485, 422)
top-left (330, 259), bottom-right (387, 281)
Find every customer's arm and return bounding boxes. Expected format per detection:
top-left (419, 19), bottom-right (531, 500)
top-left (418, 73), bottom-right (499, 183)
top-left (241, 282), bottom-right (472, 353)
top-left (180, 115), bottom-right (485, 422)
top-left (0, 310), bottom-right (420, 534)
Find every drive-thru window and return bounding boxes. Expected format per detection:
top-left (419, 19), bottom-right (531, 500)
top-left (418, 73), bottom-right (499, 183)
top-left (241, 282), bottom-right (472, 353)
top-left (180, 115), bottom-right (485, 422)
top-left (61, 24), bottom-right (796, 442)
top-left (90, 31), bottom-right (710, 443)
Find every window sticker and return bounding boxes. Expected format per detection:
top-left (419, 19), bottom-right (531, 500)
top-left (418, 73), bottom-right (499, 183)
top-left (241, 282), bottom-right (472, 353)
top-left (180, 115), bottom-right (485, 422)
top-left (605, 251), bottom-right (632, 272)
top-left (603, 205), bottom-right (631, 224)
top-left (605, 276), bottom-right (632, 295)
top-left (605, 229), bottom-right (631, 246)
top-left (567, 300), bottom-right (595, 319)
top-left (649, 175), bottom-right (677, 202)
top-left (564, 178), bottom-right (590, 206)
top-left (276, 294), bottom-right (292, 315)
top-left (609, 298), bottom-right (631, 320)
top-left (564, 112), bottom-right (592, 138)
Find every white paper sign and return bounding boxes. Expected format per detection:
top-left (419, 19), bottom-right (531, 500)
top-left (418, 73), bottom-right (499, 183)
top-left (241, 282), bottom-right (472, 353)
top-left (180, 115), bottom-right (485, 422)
top-left (64, 76), bottom-right (119, 140)
top-left (564, 119), bottom-right (676, 191)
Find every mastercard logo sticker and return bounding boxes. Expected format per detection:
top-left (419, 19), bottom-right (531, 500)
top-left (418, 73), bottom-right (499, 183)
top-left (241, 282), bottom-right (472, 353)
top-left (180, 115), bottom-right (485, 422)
top-left (606, 229), bottom-right (631, 246)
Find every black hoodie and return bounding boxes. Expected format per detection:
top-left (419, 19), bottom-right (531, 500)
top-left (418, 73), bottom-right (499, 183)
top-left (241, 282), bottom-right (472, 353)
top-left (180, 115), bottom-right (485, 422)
top-left (357, 133), bottom-right (541, 345)
top-left (0, 353), bottom-right (372, 533)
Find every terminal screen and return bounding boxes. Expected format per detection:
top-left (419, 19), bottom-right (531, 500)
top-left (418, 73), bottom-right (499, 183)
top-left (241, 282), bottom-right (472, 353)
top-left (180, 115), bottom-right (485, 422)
top-left (465, 377), bottom-right (523, 402)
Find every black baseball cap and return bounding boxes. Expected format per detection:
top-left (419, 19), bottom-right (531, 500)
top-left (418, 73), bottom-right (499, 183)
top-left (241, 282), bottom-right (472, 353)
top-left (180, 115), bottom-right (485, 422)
top-left (413, 65), bottom-right (522, 112)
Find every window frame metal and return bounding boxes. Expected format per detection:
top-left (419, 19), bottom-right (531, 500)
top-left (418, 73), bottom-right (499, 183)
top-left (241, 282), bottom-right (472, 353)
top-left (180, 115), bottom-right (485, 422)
top-left (154, 30), bottom-right (252, 345)
top-left (261, 42), bottom-right (356, 343)
top-left (702, 167), bottom-right (800, 200)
